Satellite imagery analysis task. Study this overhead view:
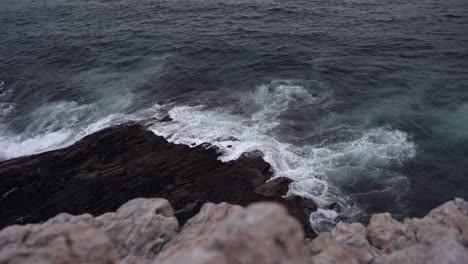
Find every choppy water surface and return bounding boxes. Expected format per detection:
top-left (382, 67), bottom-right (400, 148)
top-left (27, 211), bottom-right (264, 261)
top-left (1, 0), bottom-right (467, 231)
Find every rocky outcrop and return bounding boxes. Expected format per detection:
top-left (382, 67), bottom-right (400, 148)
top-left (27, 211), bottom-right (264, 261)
top-left (0, 122), bottom-right (315, 237)
top-left (0, 122), bottom-right (466, 264)
top-left (308, 198), bottom-right (468, 264)
top-left (157, 202), bottom-right (307, 264)
top-left (0, 223), bottom-right (117, 264)
top-left (0, 198), bottom-right (307, 264)
top-left (1, 197), bottom-right (467, 264)
top-left (44, 198), bottom-right (179, 261)
top-left (0, 198), bottom-right (179, 263)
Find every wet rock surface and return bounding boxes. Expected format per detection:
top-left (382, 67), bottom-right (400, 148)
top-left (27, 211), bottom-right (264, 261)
top-left (0, 122), bottom-right (316, 237)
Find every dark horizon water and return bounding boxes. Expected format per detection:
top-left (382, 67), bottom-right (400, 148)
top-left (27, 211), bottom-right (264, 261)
top-left (1, 0), bottom-right (468, 232)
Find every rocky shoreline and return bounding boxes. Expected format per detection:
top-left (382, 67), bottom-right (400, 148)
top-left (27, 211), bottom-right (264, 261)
top-left (1, 197), bottom-right (467, 263)
top-left (0, 122), bottom-right (315, 237)
top-left (1, 123), bottom-right (467, 263)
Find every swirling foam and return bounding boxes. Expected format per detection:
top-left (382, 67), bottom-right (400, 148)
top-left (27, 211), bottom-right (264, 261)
top-left (149, 80), bottom-right (416, 232)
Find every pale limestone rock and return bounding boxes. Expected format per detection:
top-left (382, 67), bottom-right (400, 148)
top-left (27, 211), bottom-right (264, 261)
top-left (375, 226), bottom-right (468, 264)
top-left (0, 223), bottom-right (116, 264)
top-left (156, 202), bottom-right (307, 264)
top-left (308, 198), bottom-right (468, 264)
top-left (367, 213), bottom-right (411, 252)
top-left (308, 222), bottom-right (376, 264)
top-left (2, 197), bottom-right (468, 264)
top-left (46, 198), bottom-right (179, 261)
top-left (0, 198), bottom-right (178, 264)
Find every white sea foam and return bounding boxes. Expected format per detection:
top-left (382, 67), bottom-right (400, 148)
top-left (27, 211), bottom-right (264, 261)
top-left (149, 80), bottom-right (416, 232)
top-left (0, 130), bottom-right (72, 159)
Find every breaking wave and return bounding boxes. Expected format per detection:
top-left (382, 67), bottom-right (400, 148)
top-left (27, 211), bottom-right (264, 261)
top-left (0, 78), bottom-right (416, 232)
top-left (149, 80), bottom-right (416, 232)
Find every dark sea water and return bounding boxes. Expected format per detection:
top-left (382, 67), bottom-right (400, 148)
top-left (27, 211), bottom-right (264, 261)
top-left (1, 0), bottom-right (468, 232)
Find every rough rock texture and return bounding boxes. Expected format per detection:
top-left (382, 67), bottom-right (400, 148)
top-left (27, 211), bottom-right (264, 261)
top-left (0, 198), bottom-right (307, 264)
top-left (0, 223), bottom-right (116, 264)
top-left (308, 198), bottom-right (468, 264)
top-left (45, 198), bottom-right (179, 261)
top-left (156, 202), bottom-right (307, 264)
top-left (1, 198), bottom-right (467, 264)
top-left (0, 198), bottom-right (178, 263)
top-left (0, 122), bottom-right (316, 237)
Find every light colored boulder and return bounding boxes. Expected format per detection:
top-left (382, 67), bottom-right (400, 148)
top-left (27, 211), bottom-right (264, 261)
top-left (0, 223), bottom-right (116, 264)
top-left (367, 213), bottom-right (412, 252)
top-left (156, 202), bottom-right (307, 264)
top-left (0, 198), bottom-right (179, 264)
top-left (308, 222), bottom-right (376, 264)
top-left (375, 225), bottom-right (468, 263)
top-left (308, 198), bottom-right (468, 264)
top-left (46, 198), bottom-right (179, 261)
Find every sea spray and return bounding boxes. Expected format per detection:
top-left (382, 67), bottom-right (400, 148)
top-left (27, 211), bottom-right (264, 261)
top-left (149, 80), bottom-right (416, 232)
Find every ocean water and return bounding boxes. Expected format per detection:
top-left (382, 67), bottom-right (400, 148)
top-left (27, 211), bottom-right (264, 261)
top-left (1, 0), bottom-right (467, 232)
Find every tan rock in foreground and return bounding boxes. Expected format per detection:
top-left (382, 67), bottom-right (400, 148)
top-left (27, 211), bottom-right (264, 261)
top-left (1, 197), bottom-right (467, 264)
top-left (308, 198), bottom-right (468, 264)
top-left (156, 202), bottom-right (307, 264)
top-left (0, 198), bottom-right (179, 264)
top-left (0, 223), bottom-right (116, 264)
top-left (45, 198), bottom-right (179, 261)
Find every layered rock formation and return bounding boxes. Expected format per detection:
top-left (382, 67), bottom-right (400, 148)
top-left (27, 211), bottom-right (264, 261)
top-left (0, 122), bottom-right (315, 237)
top-left (1, 197), bottom-right (467, 264)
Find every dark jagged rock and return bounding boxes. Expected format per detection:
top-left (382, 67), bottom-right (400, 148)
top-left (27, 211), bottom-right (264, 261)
top-left (254, 177), bottom-right (292, 197)
top-left (0, 122), bottom-right (316, 237)
top-left (254, 177), bottom-right (316, 236)
top-left (158, 115), bottom-right (173, 123)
